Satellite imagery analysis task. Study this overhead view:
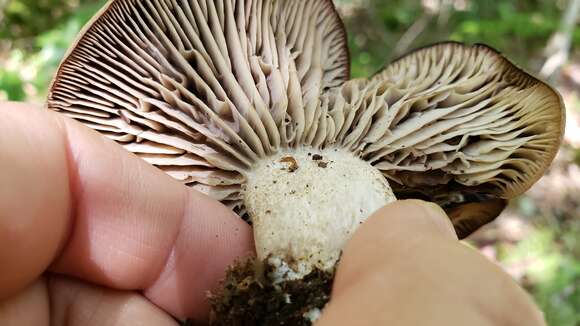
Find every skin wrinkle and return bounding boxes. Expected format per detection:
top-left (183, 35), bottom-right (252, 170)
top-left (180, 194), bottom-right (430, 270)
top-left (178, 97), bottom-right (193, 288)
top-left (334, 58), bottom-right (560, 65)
top-left (121, 154), bottom-right (173, 256)
top-left (80, 287), bottom-right (105, 326)
top-left (82, 208), bottom-right (169, 277)
top-left (53, 112), bottom-right (81, 272)
top-left (142, 189), bottom-right (253, 320)
top-left (47, 276), bottom-right (180, 326)
top-left (56, 116), bottom-right (175, 289)
top-left (48, 276), bottom-right (79, 325)
top-left (51, 115), bottom-right (187, 289)
top-left (144, 186), bottom-right (190, 291)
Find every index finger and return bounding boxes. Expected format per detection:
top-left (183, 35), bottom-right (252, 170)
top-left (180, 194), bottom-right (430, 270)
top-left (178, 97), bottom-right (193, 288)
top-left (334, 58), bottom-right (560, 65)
top-left (0, 102), bottom-right (254, 320)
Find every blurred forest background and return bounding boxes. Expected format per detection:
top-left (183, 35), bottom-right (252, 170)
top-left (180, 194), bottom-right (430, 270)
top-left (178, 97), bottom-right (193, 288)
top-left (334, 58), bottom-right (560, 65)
top-left (0, 0), bottom-right (579, 324)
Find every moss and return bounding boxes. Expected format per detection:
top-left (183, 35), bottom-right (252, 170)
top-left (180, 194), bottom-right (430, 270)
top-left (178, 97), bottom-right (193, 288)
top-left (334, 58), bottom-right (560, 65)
top-left (207, 258), bottom-right (333, 326)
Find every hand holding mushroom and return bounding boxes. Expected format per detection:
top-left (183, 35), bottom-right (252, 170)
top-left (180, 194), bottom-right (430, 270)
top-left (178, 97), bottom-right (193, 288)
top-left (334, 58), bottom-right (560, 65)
top-left (0, 102), bottom-right (253, 323)
top-left (45, 0), bottom-right (564, 324)
top-left (0, 112), bottom-right (545, 326)
top-left (317, 200), bottom-right (546, 326)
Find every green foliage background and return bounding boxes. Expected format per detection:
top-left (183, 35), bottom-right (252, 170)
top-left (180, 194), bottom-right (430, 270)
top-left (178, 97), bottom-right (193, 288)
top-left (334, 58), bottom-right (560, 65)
top-left (0, 0), bottom-right (107, 100)
top-left (1, 1), bottom-right (578, 325)
top-left (338, 0), bottom-right (580, 77)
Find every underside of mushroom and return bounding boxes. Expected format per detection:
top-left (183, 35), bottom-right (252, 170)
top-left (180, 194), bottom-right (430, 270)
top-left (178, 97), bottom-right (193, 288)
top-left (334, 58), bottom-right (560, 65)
top-left (47, 0), bottom-right (565, 324)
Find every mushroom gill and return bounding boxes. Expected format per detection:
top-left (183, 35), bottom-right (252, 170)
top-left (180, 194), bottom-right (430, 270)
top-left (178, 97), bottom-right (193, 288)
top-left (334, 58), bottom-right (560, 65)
top-left (49, 0), bottom-right (349, 217)
top-left (323, 43), bottom-right (564, 237)
top-left (47, 0), bottom-right (565, 324)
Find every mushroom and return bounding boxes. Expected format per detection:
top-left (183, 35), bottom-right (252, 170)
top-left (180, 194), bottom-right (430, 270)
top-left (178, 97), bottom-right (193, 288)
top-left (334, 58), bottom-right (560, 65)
top-left (47, 0), bottom-right (565, 324)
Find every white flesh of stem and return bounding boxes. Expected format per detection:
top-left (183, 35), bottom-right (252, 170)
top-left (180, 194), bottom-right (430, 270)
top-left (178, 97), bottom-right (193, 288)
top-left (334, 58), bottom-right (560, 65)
top-left (244, 147), bottom-right (397, 281)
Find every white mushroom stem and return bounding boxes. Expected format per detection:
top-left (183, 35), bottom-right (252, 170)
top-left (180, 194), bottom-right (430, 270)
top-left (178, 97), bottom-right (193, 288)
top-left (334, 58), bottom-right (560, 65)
top-left (244, 147), bottom-right (397, 281)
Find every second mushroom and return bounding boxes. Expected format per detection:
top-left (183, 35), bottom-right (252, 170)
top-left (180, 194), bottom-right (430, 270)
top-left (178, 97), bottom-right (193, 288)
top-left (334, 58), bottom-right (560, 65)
top-left (47, 0), bottom-right (565, 324)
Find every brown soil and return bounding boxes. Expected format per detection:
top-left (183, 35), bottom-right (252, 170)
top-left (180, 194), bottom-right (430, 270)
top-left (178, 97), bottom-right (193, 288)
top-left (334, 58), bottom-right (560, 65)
top-left (208, 258), bottom-right (333, 326)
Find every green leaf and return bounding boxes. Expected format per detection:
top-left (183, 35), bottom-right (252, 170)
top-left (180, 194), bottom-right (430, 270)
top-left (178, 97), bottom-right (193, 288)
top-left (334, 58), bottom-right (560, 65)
top-left (0, 70), bottom-right (26, 101)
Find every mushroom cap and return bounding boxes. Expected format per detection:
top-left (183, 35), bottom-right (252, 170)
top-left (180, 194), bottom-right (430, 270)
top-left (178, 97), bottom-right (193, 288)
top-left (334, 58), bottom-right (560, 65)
top-left (48, 1), bottom-right (564, 238)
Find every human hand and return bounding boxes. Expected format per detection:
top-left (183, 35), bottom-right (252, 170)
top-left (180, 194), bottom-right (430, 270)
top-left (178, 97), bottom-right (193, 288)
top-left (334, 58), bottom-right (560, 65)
top-left (0, 103), bottom-right (546, 326)
top-left (317, 200), bottom-right (546, 326)
top-left (0, 102), bottom-right (254, 325)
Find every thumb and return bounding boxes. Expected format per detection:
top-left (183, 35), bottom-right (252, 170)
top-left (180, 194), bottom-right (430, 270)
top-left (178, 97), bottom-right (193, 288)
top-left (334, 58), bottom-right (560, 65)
top-left (317, 200), bottom-right (545, 326)
top-left (332, 200), bottom-right (457, 294)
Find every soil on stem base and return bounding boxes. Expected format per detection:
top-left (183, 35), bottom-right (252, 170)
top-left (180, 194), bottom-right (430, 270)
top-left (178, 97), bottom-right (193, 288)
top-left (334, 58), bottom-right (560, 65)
top-left (208, 258), bottom-right (334, 326)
